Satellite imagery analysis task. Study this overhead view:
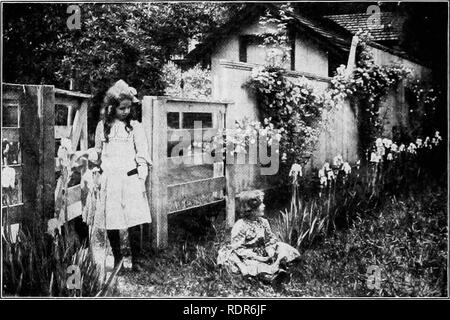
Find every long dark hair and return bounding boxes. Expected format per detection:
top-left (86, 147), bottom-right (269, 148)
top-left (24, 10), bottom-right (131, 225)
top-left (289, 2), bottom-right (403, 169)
top-left (103, 94), bottom-right (133, 142)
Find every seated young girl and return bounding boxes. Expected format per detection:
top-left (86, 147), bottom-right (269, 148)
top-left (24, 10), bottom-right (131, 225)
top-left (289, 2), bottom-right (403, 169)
top-left (217, 190), bottom-right (300, 291)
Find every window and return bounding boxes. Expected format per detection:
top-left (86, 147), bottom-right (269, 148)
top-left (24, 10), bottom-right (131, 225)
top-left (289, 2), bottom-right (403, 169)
top-left (240, 33), bottom-right (295, 69)
top-left (289, 30), bottom-right (296, 71)
top-left (2, 104), bottom-right (19, 127)
top-left (182, 112), bottom-right (212, 129)
top-left (168, 112), bottom-right (180, 129)
top-left (328, 53), bottom-right (347, 77)
top-left (2, 103), bottom-right (22, 206)
top-left (167, 111), bottom-right (214, 158)
top-left (55, 104), bottom-right (69, 126)
top-left (239, 35), bottom-right (249, 63)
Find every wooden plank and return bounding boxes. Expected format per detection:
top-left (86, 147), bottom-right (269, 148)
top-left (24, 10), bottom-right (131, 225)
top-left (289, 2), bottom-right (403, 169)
top-left (213, 110), bottom-right (225, 198)
top-left (55, 126), bottom-right (72, 140)
top-left (63, 200), bottom-right (82, 221)
top-left (79, 100), bottom-right (89, 150)
top-left (346, 36), bottom-right (359, 76)
top-left (1, 205), bottom-right (24, 225)
top-left (165, 96), bottom-right (232, 105)
top-left (66, 185), bottom-right (81, 206)
top-left (166, 101), bottom-right (226, 114)
top-left (37, 85), bottom-right (45, 224)
top-left (153, 97), bottom-right (169, 249)
top-left (19, 85), bottom-right (41, 224)
top-left (168, 198), bottom-right (225, 215)
top-left (55, 184), bottom-right (81, 222)
top-left (55, 88), bottom-right (92, 99)
top-left (71, 104), bottom-right (87, 151)
top-left (2, 83), bottom-right (23, 101)
top-left (167, 176), bottom-right (225, 201)
top-left (213, 162), bottom-right (224, 178)
top-left (144, 97), bottom-right (169, 250)
top-left (42, 86), bottom-right (56, 219)
top-left (142, 96), bottom-right (154, 158)
top-left (142, 96), bottom-right (154, 242)
top-left (284, 69), bottom-right (332, 83)
top-left (225, 164), bottom-right (236, 228)
top-left (167, 128), bottom-right (218, 143)
top-left (167, 154), bottom-right (221, 169)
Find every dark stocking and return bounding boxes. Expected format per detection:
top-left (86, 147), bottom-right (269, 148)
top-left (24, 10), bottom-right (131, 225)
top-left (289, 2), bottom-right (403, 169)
top-left (128, 225), bottom-right (142, 264)
top-left (107, 230), bottom-right (122, 266)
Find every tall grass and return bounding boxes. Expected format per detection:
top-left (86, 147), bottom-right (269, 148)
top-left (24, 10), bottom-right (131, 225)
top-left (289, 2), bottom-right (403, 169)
top-left (274, 134), bottom-right (445, 251)
top-left (2, 220), bottom-right (102, 297)
top-left (2, 143), bottom-right (104, 297)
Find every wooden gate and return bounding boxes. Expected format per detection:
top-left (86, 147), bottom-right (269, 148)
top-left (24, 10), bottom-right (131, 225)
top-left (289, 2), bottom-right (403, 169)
top-left (142, 96), bottom-right (235, 249)
top-left (1, 83), bottom-right (91, 231)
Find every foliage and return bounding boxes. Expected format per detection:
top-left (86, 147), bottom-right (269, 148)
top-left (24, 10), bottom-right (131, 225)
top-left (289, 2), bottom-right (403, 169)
top-left (109, 132), bottom-right (446, 297)
top-left (245, 68), bottom-right (327, 168)
top-left (257, 3), bottom-right (294, 68)
top-left (114, 180), bottom-right (446, 297)
top-left (161, 62), bottom-right (212, 99)
top-left (405, 79), bottom-right (444, 138)
top-left (244, 3), bottom-right (333, 171)
top-left (207, 117), bottom-right (283, 158)
top-left (2, 221), bottom-right (102, 297)
top-left (274, 200), bottom-right (329, 250)
top-left (297, 186), bottom-right (447, 297)
top-left (2, 139), bottom-right (104, 297)
top-left (3, 3), bottom-right (244, 103)
top-left (274, 130), bottom-right (445, 253)
top-left (330, 34), bottom-right (412, 156)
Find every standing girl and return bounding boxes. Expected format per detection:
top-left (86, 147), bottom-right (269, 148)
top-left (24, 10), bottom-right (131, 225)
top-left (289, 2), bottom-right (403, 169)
top-left (94, 80), bottom-right (152, 272)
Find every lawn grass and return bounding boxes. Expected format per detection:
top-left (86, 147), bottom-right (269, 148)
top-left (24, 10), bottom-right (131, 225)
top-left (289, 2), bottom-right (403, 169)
top-left (113, 182), bottom-right (447, 297)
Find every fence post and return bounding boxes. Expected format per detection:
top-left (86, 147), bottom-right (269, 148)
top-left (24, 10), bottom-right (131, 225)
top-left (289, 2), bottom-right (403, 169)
top-left (42, 86), bottom-right (56, 220)
top-left (225, 163), bottom-right (236, 228)
top-left (142, 96), bottom-right (168, 250)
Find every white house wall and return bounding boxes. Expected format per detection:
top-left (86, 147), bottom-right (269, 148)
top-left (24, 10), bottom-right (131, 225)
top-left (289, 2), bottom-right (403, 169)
top-left (211, 58), bottom-right (360, 192)
top-left (208, 23), bottom-right (431, 192)
top-left (294, 33), bottom-right (329, 77)
top-left (369, 45), bottom-right (432, 139)
top-left (370, 46), bottom-right (432, 80)
top-left (212, 20), bottom-right (328, 73)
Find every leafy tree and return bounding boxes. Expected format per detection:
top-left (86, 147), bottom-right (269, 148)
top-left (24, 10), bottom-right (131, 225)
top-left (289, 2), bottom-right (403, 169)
top-left (3, 4), bottom-right (68, 85)
top-left (3, 2), bottom-right (245, 99)
top-left (3, 2), bottom-right (245, 135)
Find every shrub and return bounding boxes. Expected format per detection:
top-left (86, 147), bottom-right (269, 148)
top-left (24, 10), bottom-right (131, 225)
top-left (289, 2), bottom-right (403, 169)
top-left (161, 61), bottom-right (212, 99)
top-left (2, 221), bottom-right (102, 297)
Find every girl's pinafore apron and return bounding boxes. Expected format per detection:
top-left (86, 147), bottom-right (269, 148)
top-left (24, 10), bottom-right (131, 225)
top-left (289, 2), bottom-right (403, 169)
top-left (94, 120), bottom-right (152, 230)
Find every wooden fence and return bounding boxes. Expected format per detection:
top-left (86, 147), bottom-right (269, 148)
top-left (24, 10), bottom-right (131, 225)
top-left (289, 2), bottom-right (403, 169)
top-left (142, 96), bottom-right (235, 249)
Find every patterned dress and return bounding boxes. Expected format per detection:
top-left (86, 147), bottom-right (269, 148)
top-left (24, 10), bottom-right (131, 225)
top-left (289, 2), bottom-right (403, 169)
top-left (217, 217), bottom-right (300, 276)
top-left (93, 119), bottom-right (152, 230)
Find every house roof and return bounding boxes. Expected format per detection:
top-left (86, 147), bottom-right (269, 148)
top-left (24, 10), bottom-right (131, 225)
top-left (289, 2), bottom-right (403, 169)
top-left (288, 9), bottom-right (352, 54)
top-left (185, 4), bottom-right (425, 68)
top-left (185, 3), bottom-right (353, 65)
top-left (325, 12), bottom-right (405, 42)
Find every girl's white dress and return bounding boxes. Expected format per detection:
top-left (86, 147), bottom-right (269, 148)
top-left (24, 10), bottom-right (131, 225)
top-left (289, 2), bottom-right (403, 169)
top-left (94, 119), bottom-right (152, 230)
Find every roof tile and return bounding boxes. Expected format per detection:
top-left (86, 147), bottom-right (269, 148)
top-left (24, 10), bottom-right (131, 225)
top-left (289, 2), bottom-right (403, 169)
top-left (325, 12), bottom-right (405, 41)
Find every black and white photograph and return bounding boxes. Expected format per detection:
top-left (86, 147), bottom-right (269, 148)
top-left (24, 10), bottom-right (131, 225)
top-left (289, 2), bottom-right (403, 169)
top-left (1, 1), bottom-right (448, 301)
